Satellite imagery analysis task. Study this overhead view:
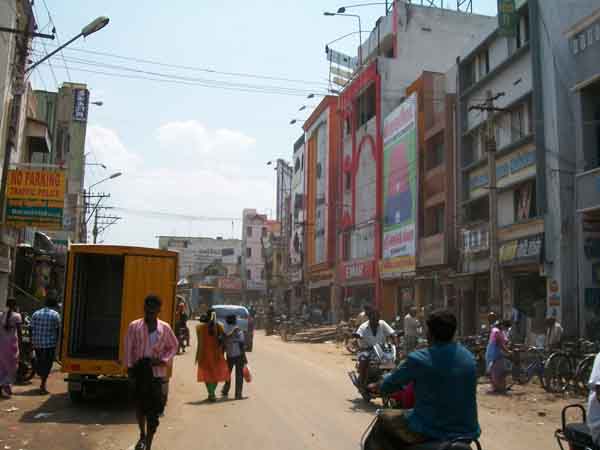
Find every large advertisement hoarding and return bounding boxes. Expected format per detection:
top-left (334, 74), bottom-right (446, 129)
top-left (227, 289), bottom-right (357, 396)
top-left (382, 93), bottom-right (418, 273)
top-left (6, 169), bottom-right (66, 230)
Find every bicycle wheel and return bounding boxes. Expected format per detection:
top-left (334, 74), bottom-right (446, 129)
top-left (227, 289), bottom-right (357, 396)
top-left (543, 352), bottom-right (572, 393)
top-left (574, 356), bottom-right (595, 395)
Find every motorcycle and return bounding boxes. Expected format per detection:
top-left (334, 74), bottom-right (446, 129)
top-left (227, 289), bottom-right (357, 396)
top-left (16, 315), bottom-right (35, 384)
top-left (177, 322), bottom-right (190, 354)
top-left (349, 341), bottom-right (397, 403)
top-left (362, 408), bottom-right (482, 450)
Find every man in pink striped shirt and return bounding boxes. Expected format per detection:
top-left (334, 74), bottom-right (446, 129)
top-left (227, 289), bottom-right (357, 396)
top-left (125, 295), bottom-right (178, 450)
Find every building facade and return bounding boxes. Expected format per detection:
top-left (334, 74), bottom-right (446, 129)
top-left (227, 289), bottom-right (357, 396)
top-left (241, 209), bottom-right (268, 303)
top-left (288, 135), bottom-right (305, 312)
top-left (336, 0), bottom-right (496, 320)
top-left (304, 95), bottom-right (339, 321)
top-left (158, 235), bottom-right (241, 281)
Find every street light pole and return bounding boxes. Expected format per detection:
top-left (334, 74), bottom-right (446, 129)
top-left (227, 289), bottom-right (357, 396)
top-left (324, 12), bottom-right (363, 65)
top-left (0, 16), bottom-right (109, 225)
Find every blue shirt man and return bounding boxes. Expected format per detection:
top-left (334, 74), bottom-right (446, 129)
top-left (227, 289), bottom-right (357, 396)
top-left (379, 309), bottom-right (480, 443)
top-left (31, 292), bottom-right (61, 394)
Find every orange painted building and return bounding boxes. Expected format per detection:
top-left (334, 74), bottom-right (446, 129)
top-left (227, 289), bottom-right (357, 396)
top-left (303, 96), bottom-right (340, 319)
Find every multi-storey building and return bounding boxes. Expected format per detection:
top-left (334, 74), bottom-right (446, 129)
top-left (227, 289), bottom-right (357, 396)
top-left (304, 95), bottom-right (340, 321)
top-left (157, 235), bottom-right (241, 281)
top-left (241, 209), bottom-right (268, 304)
top-left (289, 135), bottom-right (305, 312)
top-left (456, 1), bottom-right (547, 339)
top-left (380, 71), bottom-right (458, 320)
top-left (336, 0), bottom-right (495, 319)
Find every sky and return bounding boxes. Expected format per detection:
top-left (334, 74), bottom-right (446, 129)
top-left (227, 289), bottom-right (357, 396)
top-left (29, 0), bottom-right (499, 248)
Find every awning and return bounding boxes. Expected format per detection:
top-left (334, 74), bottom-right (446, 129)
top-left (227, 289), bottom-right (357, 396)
top-left (25, 117), bottom-right (52, 154)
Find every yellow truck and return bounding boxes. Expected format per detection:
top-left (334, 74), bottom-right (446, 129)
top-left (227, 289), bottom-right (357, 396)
top-left (61, 245), bottom-right (178, 401)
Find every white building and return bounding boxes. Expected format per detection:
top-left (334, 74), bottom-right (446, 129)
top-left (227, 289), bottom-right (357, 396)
top-left (241, 209), bottom-right (270, 301)
top-left (157, 236), bottom-right (241, 280)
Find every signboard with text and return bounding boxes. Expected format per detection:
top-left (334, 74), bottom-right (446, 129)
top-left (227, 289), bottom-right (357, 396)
top-left (72, 88), bottom-right (90, 122)
top-left (382, 93), bottom-right (418, 274)
top-left (497, 0), bottom-right (517, 37)
top-left (339, 260), bottom-right (375, 282)
top-left (6, 169), bottom-right (66, 230)
top-left (218, 277), bottom-right (242, 291)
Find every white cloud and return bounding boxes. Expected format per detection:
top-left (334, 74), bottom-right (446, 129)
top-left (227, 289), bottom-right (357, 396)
top-left (84, 121), bottom-right (273, 246)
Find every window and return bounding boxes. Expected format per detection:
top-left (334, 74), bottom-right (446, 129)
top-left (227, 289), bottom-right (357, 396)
top-left (477, 48), bottom-right (490, 80)
top-left (427, 135), bottom-right (444, 170)
top-left (294, 157), bottom-right (300, 173)
top-left (342, 232), bottom-right (351, 261)
top-left (425, 205), bottom-right (445, 236)
top-left (246, 269), bottom-right (251, 279)
top-left (246, 226), bottom-right (252, 237)
top-left (260, 268), bottom-right (265, 280)
top-left (356, 83), bottom-right (376, 127)
top-left (246, 247), bottom-right (252, 258)
top-left (514, 181), bottom-right (537, 221)
top-left (511, 105), bottom-right (525, 142)
top-left (345, 172), bottom-right (352, 190)
top-left (262, 227), bottom-right (267, 238)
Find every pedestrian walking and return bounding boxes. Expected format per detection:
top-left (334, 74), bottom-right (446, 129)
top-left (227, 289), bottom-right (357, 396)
top-left (586, 351), bottom-right (600, 446)
top-left (221, 313), bottom-right (246, 399)
top-left (31, 291), bottom-right (60, 395)
top-left (195, 308), bottom-right (229, 402)
top-left (124, 295), bottom-right (178, 450)
top-left (0, 297), bottom-right (22, 397)
top-left (403, 307), bottom-right (420, 354)
top-left (485, 320), bottom-right (511, 394)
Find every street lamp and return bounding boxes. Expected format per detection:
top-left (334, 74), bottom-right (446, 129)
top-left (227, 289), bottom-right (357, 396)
top-left (91, 101), bottom-right (103, 106)
top-left (323, 12), bottom-right (363, 65)
top-left (337, 2), bottom-right (390, 14)
top-left (289, 119), bottom-right (306, 125)
top-left (86, 162), bottom-right (107, 169)
top-left (26, 16), bottom-right (109, 73)
top-left (87, 171), bottom-right (122, 190)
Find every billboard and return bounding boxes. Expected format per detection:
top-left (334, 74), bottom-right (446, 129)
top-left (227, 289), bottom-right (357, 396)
top-left (382, 93), bottom-right (418, 273)
top-left (6, 169), bottom-right (66, 230)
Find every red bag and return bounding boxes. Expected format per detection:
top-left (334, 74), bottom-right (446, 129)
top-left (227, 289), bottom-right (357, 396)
top-left (243, 365), bottom-right (252, 383)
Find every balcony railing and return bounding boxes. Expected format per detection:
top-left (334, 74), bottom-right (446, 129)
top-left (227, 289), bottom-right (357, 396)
top-left (461, 223), bottom-right (489, 254)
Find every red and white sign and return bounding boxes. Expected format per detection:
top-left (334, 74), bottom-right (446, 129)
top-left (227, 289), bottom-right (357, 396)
top-left (339, 260), bottom-right (375, 282)
top-left (218, 277), bottom-right (242, 291)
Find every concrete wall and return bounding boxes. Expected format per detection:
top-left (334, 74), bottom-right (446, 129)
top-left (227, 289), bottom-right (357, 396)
top-left (532, 0), bottom-right (600, 336)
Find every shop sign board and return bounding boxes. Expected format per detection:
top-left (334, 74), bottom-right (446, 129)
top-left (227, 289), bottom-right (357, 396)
top-left (339, 260), bottom-right (375, 282)
top-left (72, 88), bottom-right (89, 122)
top-left (382, 93), bottom-right (418, 274)
top-left (499, 234), bottom-right (543, 265)
top-left (6, 169), bottom-right (66, 230)
top-left (326, 47), bottom-right (358, 71)
top-left (497, 0), bottom-right (517, 37)
top-left (218, 277), bottom-right (242, 291)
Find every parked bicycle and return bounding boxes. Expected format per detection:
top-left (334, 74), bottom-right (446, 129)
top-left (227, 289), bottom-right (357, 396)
top-left (506, 345), bottom-right (548, 390)
top-left (544, 339), bottom-right (599, 394)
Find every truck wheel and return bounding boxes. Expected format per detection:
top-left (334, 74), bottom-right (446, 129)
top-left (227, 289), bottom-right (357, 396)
top-left (68, 379), bottom-right (84, 403)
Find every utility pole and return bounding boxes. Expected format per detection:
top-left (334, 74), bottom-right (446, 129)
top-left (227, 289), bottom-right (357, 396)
top-left (469, 90), bottom-right (506, 316)
top-left (93, 207), bottom-right (99, 244)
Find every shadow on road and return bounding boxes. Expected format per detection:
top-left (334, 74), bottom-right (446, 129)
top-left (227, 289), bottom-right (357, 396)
top-left (346, 398), bottom-right (378, 413)
top-left (19, 392), bottom-right (136, 425)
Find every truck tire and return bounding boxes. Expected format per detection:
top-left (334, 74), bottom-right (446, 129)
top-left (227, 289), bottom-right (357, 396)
top-left (68, 377), bottom-right (84, 403)
top-left (68, 385), bottom-right (84, 403)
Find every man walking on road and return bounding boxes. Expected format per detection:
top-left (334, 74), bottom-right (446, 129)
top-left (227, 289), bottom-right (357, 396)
top-left (404, 307), bottom-right (420, 353)
top-left (222, 313), bottom-right (246, 399)
top-left (125, 295), bottom-right (178, 450)
top-left (31, 290), bottom-right (60, 395)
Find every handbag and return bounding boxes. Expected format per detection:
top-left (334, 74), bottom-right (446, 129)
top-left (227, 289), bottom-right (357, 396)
top-left (243, 365), bottom-right (252, 383)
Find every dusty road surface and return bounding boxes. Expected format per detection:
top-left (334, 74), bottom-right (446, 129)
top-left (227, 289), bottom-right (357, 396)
top-left (0, 328), bottom-right (585, 450)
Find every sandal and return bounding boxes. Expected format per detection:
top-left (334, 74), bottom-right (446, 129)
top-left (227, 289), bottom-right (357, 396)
top-left (135, 436), bottom-right (146, 450)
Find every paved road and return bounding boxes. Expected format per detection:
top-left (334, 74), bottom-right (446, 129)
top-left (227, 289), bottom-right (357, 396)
top-left (1, 328), bottom-right (569, 450)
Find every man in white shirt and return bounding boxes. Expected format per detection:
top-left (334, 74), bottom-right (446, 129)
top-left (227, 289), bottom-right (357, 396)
top-left (545, 317), bottom-right (563, 350)
top-left (355, 308), bottom-right (395, 390)
top-left (404, 307), bottom-right (420, 353)
top-left (587, 351), bottom-right (600, 445)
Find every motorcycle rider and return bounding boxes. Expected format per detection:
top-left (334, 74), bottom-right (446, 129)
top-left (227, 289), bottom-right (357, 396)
top-left (356, 306), bottom-right (395, 397)
top-left (370, 309), bottom-right (480, 446)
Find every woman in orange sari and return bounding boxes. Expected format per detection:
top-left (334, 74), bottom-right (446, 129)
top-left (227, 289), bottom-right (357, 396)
top-left (195, 309), bottom-right (229, 402)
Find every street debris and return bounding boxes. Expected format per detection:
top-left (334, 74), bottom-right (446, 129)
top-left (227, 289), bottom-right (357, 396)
top-left (286, 326), bottom-right (338, 343)
top-left (3, 407), bottom-right (19, 413)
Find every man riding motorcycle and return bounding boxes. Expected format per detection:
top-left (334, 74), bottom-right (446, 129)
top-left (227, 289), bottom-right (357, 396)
top-left (355, 307), bottom-right (395, 398)
top-left (368, 309), bottom-right (480, 448)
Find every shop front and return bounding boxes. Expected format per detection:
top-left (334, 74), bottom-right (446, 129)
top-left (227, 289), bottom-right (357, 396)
top-left (499, 233), bottom-right (546, 345)
top-left (339, 259), bottom-right (377, 320)
top-left (308, 268), bottom-right (334, 322)
top-left (380, 258), bottom-right (416, 321)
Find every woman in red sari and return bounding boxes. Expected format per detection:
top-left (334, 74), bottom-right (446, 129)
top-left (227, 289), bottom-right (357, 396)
top-left (195, 309), bottom-right (229, 402)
